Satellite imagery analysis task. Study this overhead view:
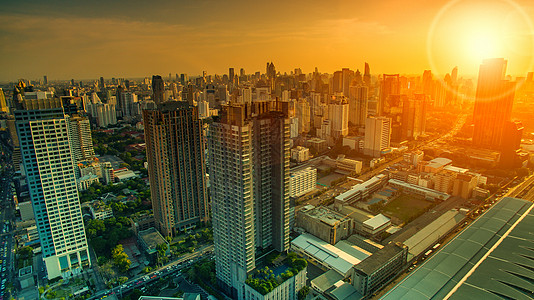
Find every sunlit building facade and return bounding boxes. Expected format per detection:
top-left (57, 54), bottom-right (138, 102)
top-left (209, 101), bottom-right (290, 300)
top-left (16, 105), bottom-right (90, 280)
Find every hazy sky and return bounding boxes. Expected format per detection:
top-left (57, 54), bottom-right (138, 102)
top-left (1, 0), bottom-right (533, 82)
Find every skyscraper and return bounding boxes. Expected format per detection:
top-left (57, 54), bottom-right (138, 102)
top-left (15, 100), bottom-right (90, 279)
top-left (43, 75), bottom-right (48, 85)
top-left (143, 101), bottom-right (208, 237)
top-left (67, 115), bottom-right (95, 162)
top-left (209, 101), bottom-right (290, 299)
top-left (349, 85), bottom-right (368, 126)
top-left (364, 116), bottom-right (391, 157)
top-left (472, 58), bottom-right (515, 149)
top-left (152, 75), bottom-right (165, 104)
top-left (379, 74), bottom-right (400, 116)
top-left (363, 62), bottom-right (371, 87)
top-left (0, 88), bottom-right (8, 113)
top-left (329, 97), bottom-right (349, 138)
top-left (229, 68), bottom-right (235, 84)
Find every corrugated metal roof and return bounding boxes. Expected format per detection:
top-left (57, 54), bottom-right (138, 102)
top-left (381, 197), bottom-right (534, 300)
top-left (291, 233), bottom-right (369, 276)
top-left (363, 214), bottom-right (391, 230)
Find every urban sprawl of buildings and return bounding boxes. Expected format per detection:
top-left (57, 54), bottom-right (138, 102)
top-left (0, 58), bottom-right (533, 300)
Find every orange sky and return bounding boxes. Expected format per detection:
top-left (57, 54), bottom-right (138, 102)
top-left (1, 0), bottom-right (533, 81)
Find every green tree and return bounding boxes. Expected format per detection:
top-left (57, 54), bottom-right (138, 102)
top-left (298, 286), bottom-right (310, 300)
top-left (111, 244), bottom-right (131, 273)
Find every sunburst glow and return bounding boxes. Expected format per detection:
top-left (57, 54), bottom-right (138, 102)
top-left (427, 0), bottom-right (534, 76)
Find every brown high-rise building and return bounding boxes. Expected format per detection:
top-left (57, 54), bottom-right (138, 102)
top-left (143, 101), bottom-right (208, 237)
top-left (472, 58), bottom-right (515, 149)
top-left (379, 74), bottom-right (400, 116)
top-left (151, 75), bottom-right (165, 104)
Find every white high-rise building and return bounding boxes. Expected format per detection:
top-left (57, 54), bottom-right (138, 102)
top-left (329, 99), bottom-right (349, 138)
top-left (67, 116), bottom-right (94, 162)
top-left (198, 100), bottom-right (210, 119)
top-left (95, 103), bottom-right (117, 127)
top-left (16, 105), bottom-right (91, 280)
top-left (209, 101), bottom-right (290, 300)
top-left (364, 116), bottom-right (391, 157)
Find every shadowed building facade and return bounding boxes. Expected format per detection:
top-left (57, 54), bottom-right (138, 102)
top-left (143, 101), bottom-right (208, 237)
top-left (472, 58), bottom-right (515, 149)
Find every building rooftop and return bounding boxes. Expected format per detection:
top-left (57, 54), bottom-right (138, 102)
top-left (363, 214), bottom-right (390, 230)
top-left (78, 173), bottom-right (98, 181)
top-left (336, 174), bottom-right (387, 202)
top-left (388, 179), bottom-right (450, 199)
top-left (18, 266), bottom-right (32, 277)
top-left (327, 281), bottom-right (363, 300)
top-left (353, 242), bottom-right (406, 276)
top-left (300, 206), bottom-right (349, 226)
top-left (428, 157), bottom-right (452, 167)
top-left (138, 227), bottom-right (167, 253)
top-left (401, 209), bottom-right (464, 259)
top-left (337, 206), bottom-right (372, 224)
top-left (311, 269), bottom-right (344, 292)
top-left (292, 233), bottom-right (370, 276)
top-left (381, 197), bottom-right (534, 300)
top-left (290, 166), bottom-right (316, 177)
top-left (346, 234), bottom-right (383, 253)
top-left (443, 165), bottom-right (469, 174)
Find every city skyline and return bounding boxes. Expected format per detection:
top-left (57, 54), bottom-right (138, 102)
top-left (1, 0), bottom-right (534, 81)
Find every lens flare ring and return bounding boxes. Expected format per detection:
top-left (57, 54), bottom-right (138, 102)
top-left (426, 0), bottom-right (534, 102)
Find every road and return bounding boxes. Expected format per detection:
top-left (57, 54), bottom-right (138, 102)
top-left (0, 174), bottom-right (15, 300)
top-left (87, 245), bottom-right (214, 300)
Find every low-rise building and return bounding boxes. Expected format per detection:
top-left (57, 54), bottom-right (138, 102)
top-left (351, 242), bottom-right (408, 297)
top-left (19, 266), bottom-right (35, 290)
top-left (418, 157), bottom-right (452, 174)
top-left (311, 270), bottom-right (362, 300)
top-left (244, 261), bottom-right (307, 300)
top-left (388, 179), bottom-right (449, 201)
top-left (336, 156), bottom-right (362, 174)
top-left (296, 205), bottom-right (353, 245)
top-left (356, 214), bottom-right (391, 238)
top-left (343, 136), bottom-right (365, 151)
top-left (101, 161), bottom-right (114, 184)
top-left (291, 233), bottom-right (372, 278)
top-left (18, 201), bottom-right (35, 221)
top-left (77, 173), bottom-right (99, 191)
top-left (113, 167), bottom-right (138, 182)
top-left (307, 138), bottom-right (327, 153)
top-left (452, 173), bottom-right (477, 199)
top-left (289, 167), bottom-right (317, 197)
top-left (89, 201), bottom-right (113, 220)
top-left (138, 227), bottom-right (169, 262)
top-left (139, 295), bottom-right (201, 300)
top-left (335, 174), bottom-right (388, 205)
top-left (291, 146), bottom-right (311, 162)
top-left (403, 150), bottom-right (424, 166)
top-left (432, 170), bottom-right (457, 194)
top-left (370, 157), bottom-right (385, 168)
top-left (472, 187), bottom-right (491, 199)
top-left (130, 212), bottom-right (156, 235)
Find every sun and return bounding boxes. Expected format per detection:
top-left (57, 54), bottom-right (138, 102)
top-left (427, 0), bottom-right (534, 76)
top-left (466, 28), bottom-right (502, 62)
